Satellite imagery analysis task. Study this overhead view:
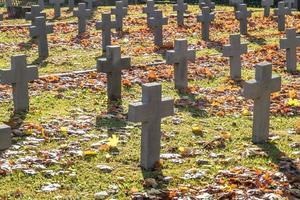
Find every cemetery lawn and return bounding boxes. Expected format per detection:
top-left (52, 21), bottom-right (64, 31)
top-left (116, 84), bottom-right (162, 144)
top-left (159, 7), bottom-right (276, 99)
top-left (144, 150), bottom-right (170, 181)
top-left (0, 3), bottom-right (299, 199)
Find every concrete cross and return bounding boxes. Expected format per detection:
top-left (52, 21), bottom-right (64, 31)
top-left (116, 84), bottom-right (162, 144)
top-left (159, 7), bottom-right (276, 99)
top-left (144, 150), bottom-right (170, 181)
top-left (166, 39), bottom-right (196, 90)
top-left (243, 62), bottom-right (281, 144)
top-left (235, 4), bottom-right (251, 35)
top-left (280, 28), bottom-right (300, 72)
top-left (29, 16), bottom-right (53, 58)
top-left (38, 0), bottom-right (45, 10)
top-left (261, 0), bottom-right (274, 17)
top-left (74, 3), bottom-right (91, 34)
top-left (229, 0), bottom-right (244, 11)
top-left (96, 13), bottom-right (117, 53)
top-left (84, 0), bottom-right (96, 10)
top-left (97, 46), bottom-right (131, 101)
top-left (199, 0), bottom-right (215, 12)
top-left (0, 125), bottom-right (11, 151)
top-left (111, 1), bottom-right (128, 32)
top-left (68, 0), bottom-right (75, 11)
top-left (274, 1), bottom-right (290, 31)
top-left (128, 83), bottom-right (174, 170)
top-left (197, 6), bottom-right (215, 41)
top-left (149, 10), bottom-right (168, 47)
top-left (25, 5), bottom-right (46, 26)
top-left (0, 55), bottom-right (38, 113)
top-left (143, 0), bottom-right (158, 26)
top-left (222, 34), bottom-right (248, 80)
top-left (49, 0), bottom-right (64, 18)
top-left (173, 0), bottom-right (188, 26)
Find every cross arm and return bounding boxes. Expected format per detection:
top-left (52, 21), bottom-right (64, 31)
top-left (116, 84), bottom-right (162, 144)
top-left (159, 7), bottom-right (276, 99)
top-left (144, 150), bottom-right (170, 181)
top-left (165, 50), bottom-right (177, 64)
top-left (29, 26), bottom-right (38, 37)
top-left (96, 58), bottom-right (109, 73)
top-left (222, 45), bottom-right (233, 57)
top-left (128, 102), bottom-right (149, 123)
top-left (160, 98), bottom-right (174, 118)
top-left (0, 70), bottom-right (15, 84)
top-left (187, 49), bottom-right (196, 62)
top-left (25, 12), bottom-right (32, 20)
top-left (242, 80), bottom-right (260, 99)
top-left (120, 57), bottom-right (131, 70)
top-left (26, 66), bottom-right (39, 81)
top-left (269, 75), bottom-right (281, 93)
top-left (95, 21), bottom-right (103, 30)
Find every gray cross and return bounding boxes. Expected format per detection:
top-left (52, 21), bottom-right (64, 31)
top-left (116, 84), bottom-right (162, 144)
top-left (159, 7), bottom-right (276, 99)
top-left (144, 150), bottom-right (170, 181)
top-left (197, 6), bottom-right (214, 41)
top-left (84, 0), bottom-right (96, 10)
top-left (68, 0), bottom-right (75, 11)
top-left (74, 3), bottom-right (91, 34)
top-left (96, 13), bottom-right (117, 53)
top-left (222, 34), bottom-right (248, 80)
top-left (38, 0), bottom-right (45, 10)
top-left (29, 16), bottom-right (53, 58)
top-left (149, 10), bottom-right (168, 47)
top-left (199, 0), bottom-right (215, 12)
top-left (173, 0), bottom-right (188, 26)
top-left (111, 1), bottom-right (128, 32)
top-left (243, 62), bottom-right (281, 144)
top-left (122, 0), bottom-right (128, 7)
top-left (229, 0), bottom-right (244, 11)
top-left (25, 5), bottom-right (46, 26)
top-left (0, 55), bottom-right (38, 113)
top-left (97, 46), bottom-right (131, 101)
top-left (261, 0), bottom-right (274, 17)
top-left (166, 39), bottom-right (195, 90)
top-left (143, 0), bottom-right (158, 27)
top-left (280, 28), bottom-right (300, 72)
top-left (274, 1), bottom-right (290, 31)
top-left (235, 4), bottom-right (251, 35)
top-left (0, 125), bottom-right (11, 151)
top-left (128, 83), bottom-right (174, 170)
top-left (49, 0), bottom-right (64, 18)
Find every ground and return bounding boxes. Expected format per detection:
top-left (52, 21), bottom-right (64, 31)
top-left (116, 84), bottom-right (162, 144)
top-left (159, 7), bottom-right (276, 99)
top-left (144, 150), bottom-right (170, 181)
top-left (0, 4), bottom-right (299, 199)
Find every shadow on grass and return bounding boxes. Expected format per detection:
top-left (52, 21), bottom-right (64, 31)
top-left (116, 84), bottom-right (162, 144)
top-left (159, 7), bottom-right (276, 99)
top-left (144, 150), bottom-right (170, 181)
top-left (206, 40), bottom-right (224, 54)
top-left (141, 168), bottom-right (169, 197)
top-left (246, 34), bottom-right (267, 46)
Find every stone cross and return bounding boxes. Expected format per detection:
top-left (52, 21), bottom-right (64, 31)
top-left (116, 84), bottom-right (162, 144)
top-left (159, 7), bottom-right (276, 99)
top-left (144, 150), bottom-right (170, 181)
top-left (173, 0), bottom-right (188, 26)
top-left (235, 4), bottom-right (251, 35)
top-left (74, 3), bottom-right (91, 34)
top-left (111, 1), bottom-right (128, 32)
top-left (280, 28), bottom-right (300, 72)
top-left (29, 16), bottom-right (53, 58)
top-left (261, 0), bottom-right (274, 17)
top-left (166, 39), bottom-right (196, 90)
top-left (96, 13), bottom-right (117, 53)
top-left (143, 0), bottom-right (158, 26)
top-left (84, 0), bottom-right (96, 10)
top-left (25, 5), bottom-right (46, 26)
top-left (0, 125), bottom-right (11, 151)
top-left (274, 2), bottom-right (290, 31)
top-left (68, 0), bottom-right (75, 11)
top-left (197, 6), bottom-right (214, 41)
top-left (149, 10), bottom-right (168, 47)
top-left (97, 46), bottom-right (131, 101)
top-left (222, 34), bottom-right (248, 80)
top-left (128, 83), bottom-right (174, 170)
top-left (229, 0), bottom-right (244, 11)
top-left (0, 55), bottom-right (38, 113)
top-left (199, 0), bottom-right (215, 12)
top-left (243, 62), bottom-right (281, 144)
top-left (38, 0), bottom-right (45, 10)
top-left (122, 0), bottom-right (128, 7)
top-left (49, 0), bottom-right (64, 18)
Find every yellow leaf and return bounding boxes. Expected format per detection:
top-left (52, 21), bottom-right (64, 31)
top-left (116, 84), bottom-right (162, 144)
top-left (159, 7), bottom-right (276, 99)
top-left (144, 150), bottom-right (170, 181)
top-left (192, 126), bottom-right (203, 135)
top-left (107, 135), bottom-right (119, 147)
top-left (285, 98), bottom-right (300, 107)
top-left (60, 127), bottom-right (68, 135)
top-left (83, 150), bottom-right (97, 156)
top-left (242, 109), bottom-right (251, 116)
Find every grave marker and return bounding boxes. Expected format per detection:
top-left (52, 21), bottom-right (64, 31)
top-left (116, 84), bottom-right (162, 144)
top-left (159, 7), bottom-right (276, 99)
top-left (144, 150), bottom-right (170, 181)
top-left (96, 13), bottom-right (117, 53)
top-left (111, 1), bottom-right (127, 32)
top-left (199, 0), bottom-right (215, 11)
top-left (243, 62), bottom-right (281, 143)
top-left (128, 83), bottom-right (174, 170)
top-left (122, 0), bottom-right (128, 7)
top-left (84, 0), bottom-right (95, 10)
top-left (166, 39), bottom-right (195, 90)
top-left (0, 125), bottom-right (11, 151)
top-left (29, 16), bottom-right (53, 58)
top-left (97, 46), bottom-right (131, 101)
top-left (149, 10), bottom-right (168, 47)
top-left (25, 5), bottom-right (45, 26)
top-left (280, 28), bottom-right (300, 72)
top-left (274, 1), bottom-right (289, 31)
top-left (229, 0), bottom-right (244, 11)
top-left (222, 34), bottom-right (248, 80)
top-left (74, 3), bottom-right (91, 34)
top-left (143, 0), bottom-right (158, 26)
top-left (261, 0), bottom-right (274, 17)
top-left (235, 4), bottom-right (251, 35)
top-left (49, 0), bottom-right (64, 18)
top-left (0, 55), bottom-right (38, 113)
top-left (197, 6), bottom-right (214, 41)
top-left (173, 0), bottom-right (188, 26)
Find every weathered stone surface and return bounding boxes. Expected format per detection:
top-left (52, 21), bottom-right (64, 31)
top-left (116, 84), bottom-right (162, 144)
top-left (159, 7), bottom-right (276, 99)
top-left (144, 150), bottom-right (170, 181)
top-left (49, 0), bottom-right (64, 18)
top-left (149, 10), bottom-right (168, 47)
top-left (111, 1), bottom-right (127, 32)
top-left (0, 125), bottom-right (11, 151)
top-left (274, 2), bottom-right (290, 31)
top-left (197, 6), bottom-right (214, 41)
top-left (73, 3), bottom-right (91, 34)
top-left (173, 0), bottom-right (188, 26)
top-left (235, 4), bottom-right (251, 35)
